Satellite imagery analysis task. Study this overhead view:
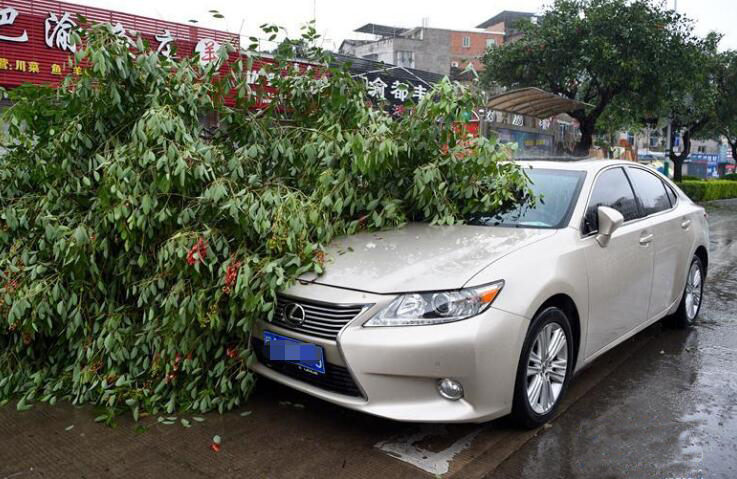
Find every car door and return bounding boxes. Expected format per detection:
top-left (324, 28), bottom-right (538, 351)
top-left (626, 167), bottom-right (683, 319)
top-left (582, 167), bottom-right (655, 358)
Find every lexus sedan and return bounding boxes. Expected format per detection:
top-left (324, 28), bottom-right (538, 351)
top-left (250, 159), bottom-right (709, 427)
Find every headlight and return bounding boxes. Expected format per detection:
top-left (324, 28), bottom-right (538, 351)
top-left (363, 281), bottom-right (504, 327)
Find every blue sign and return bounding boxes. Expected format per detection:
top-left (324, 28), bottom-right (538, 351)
top-left (687, 153), bottom-right (720, 178)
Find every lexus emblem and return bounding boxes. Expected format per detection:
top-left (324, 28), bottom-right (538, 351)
top-left (284, 303), bottom-right (306, 326)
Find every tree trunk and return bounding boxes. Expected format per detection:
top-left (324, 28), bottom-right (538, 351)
top-left (669, 127), bottom-right (692, 182)
top-left (569, 92), bottom-right (612, 157)
top-left (573, 118), bottom-right (596, 157)
top-left (729, 139), bottom-right (737, 164)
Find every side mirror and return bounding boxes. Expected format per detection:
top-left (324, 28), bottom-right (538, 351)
top-left (596, 206), bottom-right (624, 247)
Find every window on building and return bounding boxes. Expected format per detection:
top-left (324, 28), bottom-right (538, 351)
top-left (363, 54), bottom-right (378, 61)
top-left (462, 36), bottom-right (471, 48)
top-left (395, 50), bottom-right (415, 68)
top-left (486, 38), bottom-right (497, 48)
top-left (698, 145), bottom-right (706, 153)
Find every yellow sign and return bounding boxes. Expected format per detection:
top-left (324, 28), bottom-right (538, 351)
top-left (0, 56), bottom-right (84, 76)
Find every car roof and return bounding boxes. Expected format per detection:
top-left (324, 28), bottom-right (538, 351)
top-left (516, 158), bottom-right (636, 173)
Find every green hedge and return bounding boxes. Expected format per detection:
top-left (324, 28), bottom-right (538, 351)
top-left (722, 173), bottom-right (737, 181)
top-left (677, 180), bottom-right (737, 201)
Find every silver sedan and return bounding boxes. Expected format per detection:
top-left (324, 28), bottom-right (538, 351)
top-left (250, 160), bottom-right (709, 427)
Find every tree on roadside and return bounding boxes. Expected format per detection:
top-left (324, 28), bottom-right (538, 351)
top-left (481, 0), bottom-right (696, 156)
top-left (711, 50), bottom-right (737, 163)
top-left (0, 24), bottom-right (531, 420)
top-left (662, 33), bottom-right (721, 182)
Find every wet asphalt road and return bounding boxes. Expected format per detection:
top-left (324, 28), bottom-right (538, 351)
top-left (1, 200), bottom-right (736, 479)
top-left (491, 199), bottom-right (737, 479)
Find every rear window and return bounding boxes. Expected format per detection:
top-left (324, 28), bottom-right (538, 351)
top-left (627, 167), bottom-right (671, 216)
top-left (664, 181), bottom-right (678, 206)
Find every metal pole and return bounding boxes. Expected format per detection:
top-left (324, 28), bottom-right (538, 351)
top-left (666, 119), bottom-right (672, 177)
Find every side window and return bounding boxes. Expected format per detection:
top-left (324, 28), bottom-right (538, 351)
top-left (664, 181), bottom-right (678, 207)
top-left (584, 167), bottom-right (640, 235)
top-left (627, 167), bottom-right (671, 216)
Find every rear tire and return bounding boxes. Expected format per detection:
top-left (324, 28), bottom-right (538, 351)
top-left (665, 255), bottom-right (705, 329)
top-left (510, 307), bottom-right (574, 429)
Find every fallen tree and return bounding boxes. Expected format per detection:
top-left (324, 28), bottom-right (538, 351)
top-left (0, 24), bottom-right (530, 421)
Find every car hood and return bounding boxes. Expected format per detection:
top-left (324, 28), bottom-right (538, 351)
top-left (299, 223), bottom-right (556, 294)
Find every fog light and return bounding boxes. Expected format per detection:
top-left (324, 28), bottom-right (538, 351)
top-left (437, 378), bottom-right (464, 401)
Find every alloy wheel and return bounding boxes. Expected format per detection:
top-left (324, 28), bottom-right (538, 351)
top-left (526, 323), bottom-right (568, 415)
top-left (685, 261), bottom-right (703, 321)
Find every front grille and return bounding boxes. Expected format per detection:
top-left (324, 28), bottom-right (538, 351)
top-left (271, 295), bottom-right (368, 340)
top-left (251, 338), bottom-right (363, 398)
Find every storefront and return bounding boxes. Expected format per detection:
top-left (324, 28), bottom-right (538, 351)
top-left (482, 109), bottom-right (556, 155)
top-left (0, 0), bottom-right (240, 93)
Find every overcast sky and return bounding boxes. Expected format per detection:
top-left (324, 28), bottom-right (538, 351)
top-left (72, 0), bottom-right (737, 51)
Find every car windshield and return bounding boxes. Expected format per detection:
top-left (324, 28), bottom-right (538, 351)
top-left (467, 168), bottom-right (585, 229)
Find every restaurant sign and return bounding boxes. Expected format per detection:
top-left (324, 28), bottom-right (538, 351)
top-left (359, 71), bottom-right (432, 117)
top-left (0, 0), bottom-right (239, 89)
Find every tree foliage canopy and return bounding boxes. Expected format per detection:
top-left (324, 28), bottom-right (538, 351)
top-left (712, 50), bottom-right (737, 162)
top-left (0, 24), bottom-right (529, 420)
top-left (481, 0), bottom-right (697, 155)
top-left (658, 31), bottom-right (722, 180)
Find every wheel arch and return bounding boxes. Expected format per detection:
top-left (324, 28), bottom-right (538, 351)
top-left (694, 245), bottom-right (708, 276)
top-left (532, 294), bottom-right (582, 370)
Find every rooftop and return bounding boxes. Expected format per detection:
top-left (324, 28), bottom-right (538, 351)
top-left (330, 53), bottom-right (444, 85)
top-left (476, 11), bottom-right (536, 30)
top-left (487, 87), bottom-right (590, 119)
top-left (354, 23), bottom-right (409, 38)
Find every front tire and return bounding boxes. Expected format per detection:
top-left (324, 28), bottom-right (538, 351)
top-left (510, 307), bottom-right (574, 429)
top-left (666, 255), bottom-right (705, 329)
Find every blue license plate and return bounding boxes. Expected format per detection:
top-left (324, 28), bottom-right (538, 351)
top-left (264, 331), bottom-right (326, 375)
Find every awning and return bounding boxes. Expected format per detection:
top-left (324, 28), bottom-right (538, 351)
top-left (486, 87), bottom-right (591, 119)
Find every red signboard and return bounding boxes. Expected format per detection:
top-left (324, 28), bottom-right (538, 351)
top-left (0, 0), bottom-right (239, 89)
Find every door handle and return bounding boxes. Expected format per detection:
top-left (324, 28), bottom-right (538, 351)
top-left (681, 219), bottom-right (692, 229)
top-left (639, 233), bottom-right (654, 245)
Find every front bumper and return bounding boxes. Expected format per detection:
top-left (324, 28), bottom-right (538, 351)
top-left (251, 282), bottom-right (530, 423)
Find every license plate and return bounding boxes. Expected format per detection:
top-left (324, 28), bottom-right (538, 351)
top-left (263, 331), bottom-right (326, 375)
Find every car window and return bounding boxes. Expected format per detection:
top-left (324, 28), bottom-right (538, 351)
top-left (627, 167), bottom-right (671, 216)
top-left (664, 181), bottom-right (678, 206)
top-left (583, 167), bottom-right (639, 235)
top-left (466, 169), bottom-right (585, 229)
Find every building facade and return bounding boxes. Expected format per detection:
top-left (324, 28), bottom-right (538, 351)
top-left (476, 11), bottom-right (537, 44)
top-left (339, 23), bottom-right (503, 76)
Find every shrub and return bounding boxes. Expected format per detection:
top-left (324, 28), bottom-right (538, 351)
top-left (722, 173), bottom-right (737, 181)
top-left (0, 25), bottom-right (530, 419)
top-left (680, 175), bottom-right (704, 181)
top-left (677, 180), bottom-right (737, 201)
